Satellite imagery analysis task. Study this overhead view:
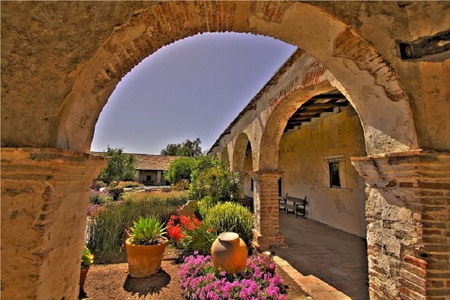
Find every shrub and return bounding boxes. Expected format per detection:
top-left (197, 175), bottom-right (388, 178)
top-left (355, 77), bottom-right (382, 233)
top-left (86, 191), bottom-right (188, 262)
top-left (118, 181), bottom-right (143, 188)
top-left (179, 253), bottom-right (288, 299)
top-left (97, 147), bottom-right (137, 184)
top-left (203, 202), bottom-right (254, 247)
top-left (164, 157), bottom-right (196, 184)
top-left (167, 214), bottom-right (217, 256)
top-left (196, 195), bottom-right (219, 220)
top-left (171, 179), bottom-right (190, 191)
top-left (89, 189), bottom-right (113, 205)
top-left (106, 186), bottom-right (124, 201)
top-left (189, 158), bottom-right (240, 201)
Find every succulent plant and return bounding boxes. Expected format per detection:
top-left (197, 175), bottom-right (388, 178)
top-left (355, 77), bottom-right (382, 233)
top-left (129, 216), bottom-right (166, 245)
top-left (81, 246), bottom-right (94, 268)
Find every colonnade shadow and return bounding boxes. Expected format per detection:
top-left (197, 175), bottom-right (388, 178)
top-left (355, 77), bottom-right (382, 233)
top-left (277, 214), bottom-right (369, 300)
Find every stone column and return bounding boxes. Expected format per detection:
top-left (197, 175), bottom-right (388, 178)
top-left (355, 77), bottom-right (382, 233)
top-left (1, 148), bottom-right (106, 300)
top-left (251, 170), bottom-right (285, 250)
top-left (351, 150), bottom-right (450, 300)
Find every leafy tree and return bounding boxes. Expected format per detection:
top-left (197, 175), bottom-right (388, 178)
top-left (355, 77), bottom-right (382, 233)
top-left (161, 138), bottom-right (202, 157)
top-left (164, 156), bottom-right (196, 185)
top-left (97, 147), bottom-right (137, 184)
top-left (189, 156), bottom-right (240, 201)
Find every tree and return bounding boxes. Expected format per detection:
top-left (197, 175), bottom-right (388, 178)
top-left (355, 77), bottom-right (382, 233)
top-left (160, 138), bottom-right (202, 157)
top-left (163, 156), bottom-right (196, 184)
top-left (188, 156), bottom-right (240, 201)
top-left (97, 147), bottom-right (137, 184)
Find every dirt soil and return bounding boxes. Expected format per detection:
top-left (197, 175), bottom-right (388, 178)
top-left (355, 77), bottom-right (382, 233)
top-left (82, 252), bottom-right (311, 299)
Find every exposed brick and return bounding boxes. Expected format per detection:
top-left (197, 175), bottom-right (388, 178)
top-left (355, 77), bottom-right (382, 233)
top-left (399, 286), bottom-right (427, 300)
top-left (418, 182), bottom-right (450, 190)
top-left (399, 278), bottom-right (426, 295)
top-left (404, 255), bottom-right (427, 269)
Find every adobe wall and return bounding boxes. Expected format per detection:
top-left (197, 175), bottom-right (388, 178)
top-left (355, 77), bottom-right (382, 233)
top-left (279, 106), bottom-right (367, 237)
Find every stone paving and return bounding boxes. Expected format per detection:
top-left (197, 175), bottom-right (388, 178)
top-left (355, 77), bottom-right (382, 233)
top-left (275, 214), bottom-right (369, 300)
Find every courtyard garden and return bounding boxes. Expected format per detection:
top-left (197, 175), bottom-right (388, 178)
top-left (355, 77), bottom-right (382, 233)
top-left (81, 155), bottom-right (309, 299)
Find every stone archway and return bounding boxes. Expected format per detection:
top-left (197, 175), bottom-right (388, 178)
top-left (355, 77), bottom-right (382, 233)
top-left (232, 132), bottom-right (253, 200)
top-left (3, 2), bottom-right (450, 300)
top-left (54, 1), bottom-right (417, 156)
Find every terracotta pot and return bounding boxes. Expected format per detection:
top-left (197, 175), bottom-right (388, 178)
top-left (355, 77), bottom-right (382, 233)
top-left (79, 265), bottom-right (90, 291)
top-left (211, 232), bottom-right (247, 274)
top-left (125, 237), bottom-right (168, 278)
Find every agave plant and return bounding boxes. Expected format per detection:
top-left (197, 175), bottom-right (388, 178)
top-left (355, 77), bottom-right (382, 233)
top-left (129, 216), bottom-right (166, 245)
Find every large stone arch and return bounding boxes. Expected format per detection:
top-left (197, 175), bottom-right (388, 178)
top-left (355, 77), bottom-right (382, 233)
top-left (4, 2), bottom-right (450, 300)
top-left (52, 1), bottom-right (417, 157)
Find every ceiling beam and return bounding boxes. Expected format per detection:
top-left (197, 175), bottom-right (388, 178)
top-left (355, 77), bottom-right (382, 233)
top-left (310, 94), bottom-right (346, 100)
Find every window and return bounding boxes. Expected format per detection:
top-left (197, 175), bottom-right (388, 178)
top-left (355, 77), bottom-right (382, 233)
top-left (329, 161), bottom-right (341, 188)
top-left (325, 154), bottom-right (344, 189)
top-left (146, 175), bottom-right (152, 181)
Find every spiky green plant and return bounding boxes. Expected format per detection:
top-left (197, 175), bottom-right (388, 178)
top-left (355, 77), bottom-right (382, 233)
top-left (129, 216), bottom-right (166, 245)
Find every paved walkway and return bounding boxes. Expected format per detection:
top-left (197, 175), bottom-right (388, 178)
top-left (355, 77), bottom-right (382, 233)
top-left (275, 214), bottom-right (369, 300)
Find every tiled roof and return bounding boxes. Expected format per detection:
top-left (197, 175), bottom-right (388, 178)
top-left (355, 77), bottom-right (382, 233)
top-left (90, 152), bottom-right (180, 171)
top-left (133, 154), bottom-right (181, 171)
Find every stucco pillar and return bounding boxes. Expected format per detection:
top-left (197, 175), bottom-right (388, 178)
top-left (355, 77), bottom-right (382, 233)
top-left (237, 170), bottom-right (246, 200)
top-left (157, 170), bottom-right (162, 185)
top-left (251, 170), bottom-right (285, 251)
top-left (351, 150), bottom-right (450, 300)
top-left (1, 148), bottom-right (106, 300)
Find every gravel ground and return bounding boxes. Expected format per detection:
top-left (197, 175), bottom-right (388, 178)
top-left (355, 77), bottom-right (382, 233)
top-left (82, 256), bottom-right (311, 299)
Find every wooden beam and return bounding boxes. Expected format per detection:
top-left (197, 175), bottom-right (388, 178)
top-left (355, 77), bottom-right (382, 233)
top-left (302, 102), bottom-right (348, 109)
top-left (310, 94), bottom-right (346, 100)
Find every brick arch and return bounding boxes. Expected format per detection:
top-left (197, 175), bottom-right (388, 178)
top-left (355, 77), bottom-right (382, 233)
top-left (55, 1), bottom-right (417, 157)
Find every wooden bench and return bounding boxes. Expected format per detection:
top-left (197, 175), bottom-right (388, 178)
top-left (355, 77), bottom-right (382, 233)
top-left (279, 194), bottom-right (307, 218)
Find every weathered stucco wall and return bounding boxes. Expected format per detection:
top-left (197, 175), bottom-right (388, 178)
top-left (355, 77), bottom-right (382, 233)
top-left (279, 106), bottom-right (367, 237)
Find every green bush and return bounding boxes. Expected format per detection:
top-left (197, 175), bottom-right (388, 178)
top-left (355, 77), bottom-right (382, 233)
top-left (181, 223), bottom-right (217, 256)
top-left (189, 156), bottom-right (240, 201)
top-left (196, 195), bottom-right (219, 220)
top-left (106, 186), bottom-right (124, 201)
top-left (164, 157), bottom-right (195, 184)
top-left (86, 191), bottom-right (188, 262)
top-left (89, 190), bottom-right (113, 205)
top-left (97, 147), bottom-right (137, 184)
top-left (118, 181), bottom-right (144, 188)
top-left (203, 202), bottom-right (254, 247)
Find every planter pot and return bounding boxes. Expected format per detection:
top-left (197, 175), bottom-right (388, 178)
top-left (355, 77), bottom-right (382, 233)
top-left (79, 265), bottom-right (90, 292)
top-left (125, 237), bottom-right (168, 278)
top-left (211, 232), bottom-right (247, 274)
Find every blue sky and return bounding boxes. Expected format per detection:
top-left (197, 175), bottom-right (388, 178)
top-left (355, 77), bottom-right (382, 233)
top-left (90, 32), bottom-right (296, 154)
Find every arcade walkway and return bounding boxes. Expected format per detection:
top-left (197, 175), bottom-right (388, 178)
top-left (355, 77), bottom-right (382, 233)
top-left (276, 214), bottom-right (369, 300)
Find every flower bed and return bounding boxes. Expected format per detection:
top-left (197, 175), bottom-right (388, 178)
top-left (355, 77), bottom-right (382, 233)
top-left (179, 252), bottom-right (288, 300)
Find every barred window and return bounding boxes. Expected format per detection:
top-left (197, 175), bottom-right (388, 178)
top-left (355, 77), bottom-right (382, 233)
top-left (329, 161), bottom-right (341, 188)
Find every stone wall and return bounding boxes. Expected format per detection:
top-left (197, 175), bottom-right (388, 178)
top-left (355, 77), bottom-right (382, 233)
top-left (352, 151), bottom-right (450, 299)
top-left (1, 148), bottom-right (106, 299)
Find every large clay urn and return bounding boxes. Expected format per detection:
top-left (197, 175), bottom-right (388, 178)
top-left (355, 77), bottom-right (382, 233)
top-left (125, 237), bottom-right (168, 278)
top-left (211, 232), bottom-right (248, 274)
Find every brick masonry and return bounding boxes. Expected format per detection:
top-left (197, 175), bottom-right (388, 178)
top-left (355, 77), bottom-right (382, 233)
top-left (251, 170), bottom-right (285, 250)
top-left (351, 151), bottom-right (450, 300)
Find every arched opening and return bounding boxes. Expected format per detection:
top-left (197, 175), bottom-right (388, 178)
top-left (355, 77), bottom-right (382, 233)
top-left (275, 89), bottom-right (369, 299)
top-left (232, 133), bottom-right (254, 209)
top-left (6, 2), bottom-right (444, 300)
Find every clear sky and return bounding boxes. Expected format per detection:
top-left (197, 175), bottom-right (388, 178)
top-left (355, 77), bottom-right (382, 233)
top-left (90, 32), bottom-right (296, 155)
